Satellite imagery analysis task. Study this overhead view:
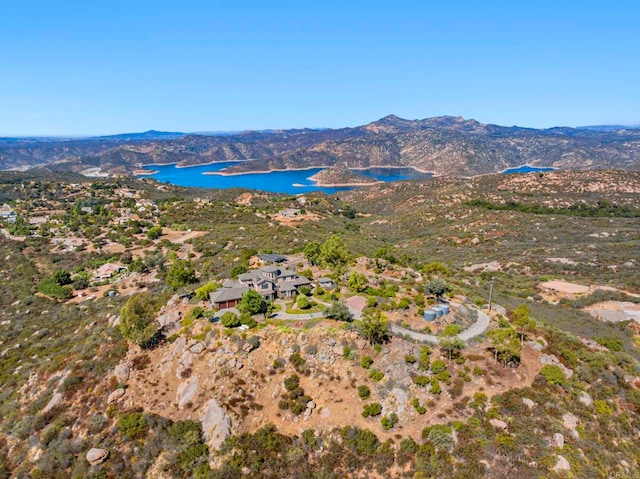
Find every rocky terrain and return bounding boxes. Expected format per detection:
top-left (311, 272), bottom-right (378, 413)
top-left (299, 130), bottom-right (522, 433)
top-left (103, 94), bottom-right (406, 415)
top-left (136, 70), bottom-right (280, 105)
top-left (308, 165), bottom-right (380, 186)
top-left (2, 115), bottom-right (640, 176)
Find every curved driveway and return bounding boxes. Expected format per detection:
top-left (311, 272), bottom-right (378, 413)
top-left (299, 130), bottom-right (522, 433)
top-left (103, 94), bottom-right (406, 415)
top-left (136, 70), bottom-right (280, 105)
top-left (389, 308), bottom-right (490, 344)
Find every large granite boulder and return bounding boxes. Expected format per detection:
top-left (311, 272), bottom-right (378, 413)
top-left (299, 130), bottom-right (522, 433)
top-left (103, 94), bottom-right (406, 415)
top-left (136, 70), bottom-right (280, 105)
top-left (86, 448), bottom-right (109, 465)
top-left (200, 399), bottom-right (231, 451)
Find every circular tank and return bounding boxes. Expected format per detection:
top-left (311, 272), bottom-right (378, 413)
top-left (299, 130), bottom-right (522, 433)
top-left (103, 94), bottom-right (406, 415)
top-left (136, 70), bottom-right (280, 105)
top-left (439, 304), bottom-right (450, 315)
top-left (423, 310), bottom-right (437, 322)
top-left (432, 306), bottom-right (444, 318)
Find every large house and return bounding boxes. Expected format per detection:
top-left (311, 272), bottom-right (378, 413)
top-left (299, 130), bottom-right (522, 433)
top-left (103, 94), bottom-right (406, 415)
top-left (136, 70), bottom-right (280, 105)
top-left (210, 265), bottom-right (312, 310)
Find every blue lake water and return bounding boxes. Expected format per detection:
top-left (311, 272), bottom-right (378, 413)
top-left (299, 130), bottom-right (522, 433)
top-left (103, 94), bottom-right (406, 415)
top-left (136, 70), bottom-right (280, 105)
top-left (503, 165), bottom-right (555, 174)
top-left (140, 163), bottom-right (432, 194)
top-left (140, 162), bottom-right (555, 194)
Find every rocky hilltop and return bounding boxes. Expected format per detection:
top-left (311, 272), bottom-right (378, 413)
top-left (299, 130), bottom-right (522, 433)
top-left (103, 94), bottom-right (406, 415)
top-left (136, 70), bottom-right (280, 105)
top-left (308, 165), bottom-right (381, 186)
top-left (2, 115), bottom-right (640, 176)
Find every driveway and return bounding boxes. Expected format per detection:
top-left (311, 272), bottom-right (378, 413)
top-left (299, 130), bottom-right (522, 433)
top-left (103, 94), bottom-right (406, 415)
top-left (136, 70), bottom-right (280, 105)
top-left (389, 307), bottom-right (490, 344)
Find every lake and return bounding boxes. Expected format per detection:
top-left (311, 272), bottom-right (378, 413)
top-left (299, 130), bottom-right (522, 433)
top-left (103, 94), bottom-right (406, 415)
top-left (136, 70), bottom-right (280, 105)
top-left (139, 163), bottom-right (433, 194)
top-left (139, 162), bottom-right (554, 194)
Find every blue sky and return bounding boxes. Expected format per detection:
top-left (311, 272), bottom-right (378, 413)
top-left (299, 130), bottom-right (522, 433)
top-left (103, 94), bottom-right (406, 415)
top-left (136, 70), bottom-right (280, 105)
top-left (1, 1), bottom-right (639, 135)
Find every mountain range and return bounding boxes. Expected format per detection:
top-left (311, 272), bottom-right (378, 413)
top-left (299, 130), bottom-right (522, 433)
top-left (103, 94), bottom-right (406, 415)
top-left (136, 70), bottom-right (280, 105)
top-left (2, 115), bottom-right (640, 176)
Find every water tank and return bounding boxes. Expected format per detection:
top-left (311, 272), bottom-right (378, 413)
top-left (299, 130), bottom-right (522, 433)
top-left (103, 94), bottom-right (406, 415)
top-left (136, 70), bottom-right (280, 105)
top-left (439, 304), bottom-right (450, 315)
top-left (432, 306), bottom-right (444, 318)
top-left (423, 310), bottom-right (437, 322)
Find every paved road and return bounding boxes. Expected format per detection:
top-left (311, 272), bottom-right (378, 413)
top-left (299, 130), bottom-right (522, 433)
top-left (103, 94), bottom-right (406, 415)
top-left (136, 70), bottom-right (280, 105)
top-left (389, 307), bottom-right (490, 344)
top-left (457, 309), bottom-right (490, 341)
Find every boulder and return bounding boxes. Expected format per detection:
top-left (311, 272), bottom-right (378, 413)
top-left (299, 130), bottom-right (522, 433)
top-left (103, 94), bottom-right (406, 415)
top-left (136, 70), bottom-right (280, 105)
top-left (539, 354), bottom-right (574, 379)
top-left (578, 391), bottom-right (593, 407)
top-left (43, 392), bottom-right (63, 414)
top-left (552, 433), bottom-right (565, 449)
top-left (553, 455), bottom-right (571, 472)
top-left (522, 398), bottom-right (535, 409)
top-left (190, 342), bottom-right (206, 354)
top-left (176, 376), bottom-right (200, 410)
top-left (86, 448), bottom-right (109, 466)
top-left (114, 363), bottom-right (130, 383)
top-left (107, 388), bottom-right (125, 404)
top-left (200, 399), bottom-right (232, 451)
top-left (306, 400), bottom-right (316, 410)
top-left (489, 419), bottom-right (508, 430)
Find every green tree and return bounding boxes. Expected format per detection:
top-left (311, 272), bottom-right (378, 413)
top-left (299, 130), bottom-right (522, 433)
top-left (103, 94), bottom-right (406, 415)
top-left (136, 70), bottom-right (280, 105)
top-left (487, 327), bottom-right (521, 366)
top-left (303, 241), bottom-right (322, 266)
top-left (440, 337), bottom-right (465, 361)
top-left (319, 234), bottom-right (350, 275)
top-left (220, 311), bottom-right (241, 328)
top-left (146, 225), bottom-right (163, 240)
top-left (119, 292), bottom-right (161, 348)
top-left (324, 301), bottom-right (352, 321)
top-left (359, 310), bottom-right (389, 345)
top-left (238, 289), bottom-right (266, 315)
top-left (425, 278), bottom-right (448, 299)
top-left (296, 294), bottom-right (310, 310)
top-left (52, 270), bottom-right (72, 286)
top-left (166, 260), bottom-right (197, 290)
top-left (195, 282), bottom-right (220, 301)
top-left (347, 272), bottom-right (368, 293)
top-left (510, 304), bottom-right (534, 343)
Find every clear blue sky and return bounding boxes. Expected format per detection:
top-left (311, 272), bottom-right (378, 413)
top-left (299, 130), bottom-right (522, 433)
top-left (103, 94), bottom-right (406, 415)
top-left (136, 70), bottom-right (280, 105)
top-left (1, 1), bottom-right (639, 135)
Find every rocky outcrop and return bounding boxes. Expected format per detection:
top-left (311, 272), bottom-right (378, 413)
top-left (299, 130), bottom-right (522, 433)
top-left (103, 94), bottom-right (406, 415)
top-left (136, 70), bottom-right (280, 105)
top-left (176, 376), bottom-right (200, 410)
top-left (43, 392), bottom-right (63, 414)
top-left (114, 363), bottom-right (130, 383)
top-left (554, 455), bottom-right (571, 473)
top-left (200, 399), bottom-right (231, 451)
top-left (107, 388), bottom-right (126, 404)
top-left (86, 448), bottom-right (109, 466)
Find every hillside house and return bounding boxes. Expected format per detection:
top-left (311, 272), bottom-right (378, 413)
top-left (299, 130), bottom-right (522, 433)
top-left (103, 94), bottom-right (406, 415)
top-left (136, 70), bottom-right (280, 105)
top-left (93, 263), bottom-right (125, 281)
top-left (0, 204), bottom-right (16, 223)
top-left (210, 265), bottom-right (312, 309)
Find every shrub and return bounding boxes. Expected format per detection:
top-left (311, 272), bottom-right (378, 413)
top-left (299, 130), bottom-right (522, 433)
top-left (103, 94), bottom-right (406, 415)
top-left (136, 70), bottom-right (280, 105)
top-left (117, 412), bottom-right (148, 440)
top-left (240, 313), bottom-right (257, 328)
top-left (594, 400), bottom-right (614, 416)
top-left (430, 359), bottom-right (447, 374)
top-left (539, 364), bottom-right (568, 386)
top-left (368, 370), bottom-right (384, 382)
top-left (358, 385), bottom-right (371, 400)
top-left (381, 412), bottom-right (399, 430)
top-left (169, 420), bottom-right (202, 445)
top-left (412, 398), bottom-right (426, 414)
top-left (195, 282), bottom-right (220, 301)
top-left (405, 354), bottom-right (417, 364)
top-left (430, 379), bottom-right (442, 394)
top-left (360, 355), bottom-right (373, 369)
top-left (362, 403), bottom-right (382, 418)
top-left (220, 312), bottom-right (241, 328)
top-left (284, 374), bottom-right (300, 391)
top-left (119, 292), bottom-right (162, 348)
top-left (413, 375), bottom-right (430, 387)
top-left (296, 295), bottom-right (310, 310)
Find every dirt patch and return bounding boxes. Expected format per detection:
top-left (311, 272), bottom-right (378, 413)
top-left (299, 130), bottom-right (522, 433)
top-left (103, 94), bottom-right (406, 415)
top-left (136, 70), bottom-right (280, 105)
top-left (585, 301), bottom-right (640, 323)
top-left (274, 212), bottom-right (321, 226)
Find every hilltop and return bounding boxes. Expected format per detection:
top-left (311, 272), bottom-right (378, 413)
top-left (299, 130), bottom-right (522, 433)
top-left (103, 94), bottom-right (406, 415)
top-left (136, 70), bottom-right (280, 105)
top-left (0, 169), bottom-right (640, 477)
top-left (2, 115), bottom-right (640, 176)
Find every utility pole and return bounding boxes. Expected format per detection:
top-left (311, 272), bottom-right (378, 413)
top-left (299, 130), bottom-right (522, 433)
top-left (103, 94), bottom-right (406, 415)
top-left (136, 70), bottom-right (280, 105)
top-left (488, 280), bottom-right (494, 312)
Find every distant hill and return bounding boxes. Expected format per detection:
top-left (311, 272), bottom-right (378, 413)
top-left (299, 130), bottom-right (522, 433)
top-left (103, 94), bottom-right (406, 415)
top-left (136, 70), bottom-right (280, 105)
top-left (2, 115), bottom-right (640, 175)
top-left (577, 124), bottom-right (640, 132)
top-left (92, 130), bottom-right (186, 141)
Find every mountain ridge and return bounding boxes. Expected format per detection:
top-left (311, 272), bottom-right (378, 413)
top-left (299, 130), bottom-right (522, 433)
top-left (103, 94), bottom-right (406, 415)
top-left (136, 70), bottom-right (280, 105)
top-left (1, 115), bottom-right (640, 176)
